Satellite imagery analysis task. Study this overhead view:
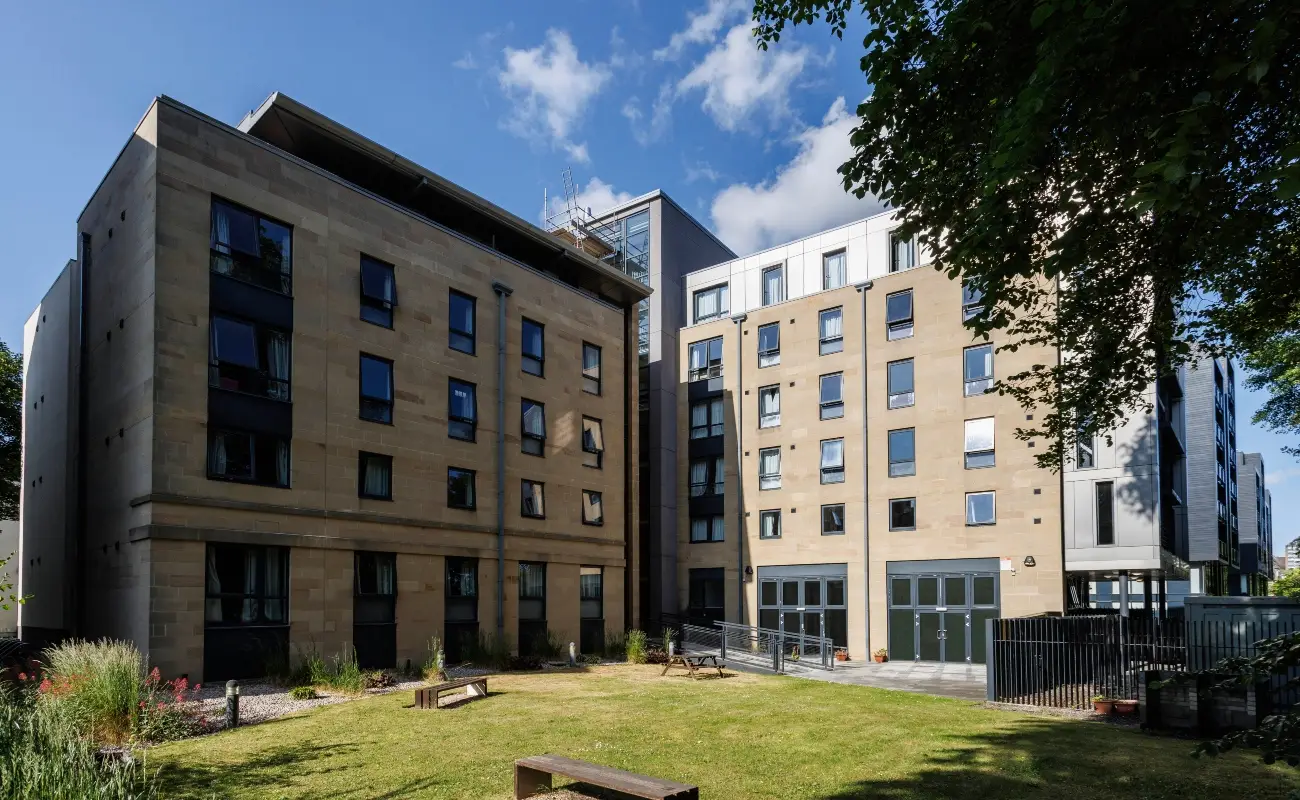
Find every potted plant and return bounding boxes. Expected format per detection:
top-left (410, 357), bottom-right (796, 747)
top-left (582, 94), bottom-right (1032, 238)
top-left (1112, 699), bottom-right (1138, 715)
top-left (1091, 695), bottom-right (1114, 714)
top-left (835, 648), bottom-right (850, 662)
top-left (873, 648), bottom-right (888, 663)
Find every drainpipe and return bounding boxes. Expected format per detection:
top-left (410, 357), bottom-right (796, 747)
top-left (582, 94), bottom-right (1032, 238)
top-left (492, 281), bottom-right (513, 639)
top-left (732, 313), bottom-right (747, 624)
top-left (855, 281), bottom-right (873, 652)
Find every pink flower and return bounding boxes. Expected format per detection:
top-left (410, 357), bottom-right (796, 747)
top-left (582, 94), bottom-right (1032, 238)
top-left (17, 672), bottom-right (26, 681)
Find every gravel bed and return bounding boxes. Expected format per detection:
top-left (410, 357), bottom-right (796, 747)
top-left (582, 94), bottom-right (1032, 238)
top-left (193, 677), bottom-right (426, 727)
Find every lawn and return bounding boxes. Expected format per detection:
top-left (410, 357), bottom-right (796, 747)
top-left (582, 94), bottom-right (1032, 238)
top-left (150, 666), bottom-right (1299, 799)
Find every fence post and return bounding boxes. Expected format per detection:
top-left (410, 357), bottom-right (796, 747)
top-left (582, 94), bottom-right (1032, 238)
top-left (985, 618), bottom-right (996, 702)
top-left (720, 630), bottom-right (727, 661)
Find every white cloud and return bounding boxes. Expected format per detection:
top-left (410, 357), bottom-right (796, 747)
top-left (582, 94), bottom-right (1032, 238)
top-left (452, 53), bottom-right (477, 70)
top-left (577, 177), bottom-right (635, 217)
top-left (654, 0), bottom-right (747, 61)
top-left (499, 29), bottom-right (611, 159)
top-left (622, 83), bottom-right (675, 146)
top-left (709, 97), bottom-right (885, 254)
top-left (677, 23), bottom-right (811, 132)
top-left (563, 142), bottom-right (591, 164)
top-left (1271, 466), bottom-right (1300, 485)
top-left (685, 162), bottom-right (721, 184)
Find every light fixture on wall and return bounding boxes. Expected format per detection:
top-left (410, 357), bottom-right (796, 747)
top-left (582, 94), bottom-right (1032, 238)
top-left (1023, 556), bottom-right (1037, 568)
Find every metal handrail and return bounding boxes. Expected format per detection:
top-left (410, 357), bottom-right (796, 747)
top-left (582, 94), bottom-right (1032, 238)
top-left (679, 621), bottom-right (835, 672)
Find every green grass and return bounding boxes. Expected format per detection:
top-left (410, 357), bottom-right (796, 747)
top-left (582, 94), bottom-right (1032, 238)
top-left (150, 666), bottom-right (1300, 799)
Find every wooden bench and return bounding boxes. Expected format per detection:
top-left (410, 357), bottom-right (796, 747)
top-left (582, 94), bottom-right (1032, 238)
top-left (514, 754), bottom-right (698, 800)
top-left (414, 676), bottom-right (488, 709)
top-left (660, 653), bottom-right (725, 679)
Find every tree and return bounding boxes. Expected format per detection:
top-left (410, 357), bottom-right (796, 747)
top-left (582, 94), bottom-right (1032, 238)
top-left (752, 0), bottom-right (1300, 468)
top-left (1272, 569), bottom-right (1300, 600)
top-left (0, 553), bottom-right (20, 612)
top-left (0, 341), bottom-right (19, 518)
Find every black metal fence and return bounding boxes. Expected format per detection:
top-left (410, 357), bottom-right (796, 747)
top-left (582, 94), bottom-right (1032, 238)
top-left (987, 616), bottom-right (1299, 709)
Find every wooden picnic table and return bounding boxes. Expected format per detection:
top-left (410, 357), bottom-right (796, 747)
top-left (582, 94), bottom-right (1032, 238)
top-left (660, 653), bottom-right (725, 679)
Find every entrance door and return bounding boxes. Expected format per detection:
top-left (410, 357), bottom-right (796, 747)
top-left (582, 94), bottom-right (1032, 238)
top-left (886, 572), bottom-right (997, 663)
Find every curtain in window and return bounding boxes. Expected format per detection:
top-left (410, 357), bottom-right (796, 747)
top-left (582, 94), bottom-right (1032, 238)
top-left (709, 399), bottom-right (724, 433)
top-left (275, 440), bottom-right (290, 486)
top-left (449, 560), bottom-right (477, 596)
top-left (266, 332), bottom-right (290, 401)
top-left (580, 570), bottom-right (602, 600)
top-left (760, 388), bottom-right (780, 417)
top-left (264, 548), bottom-right (285, 621)
top-left (523, 403), bottom-right (545, 437)
top-left (523, 483), bottom-right (544, 516)
top-left (761, 513), bottom-right (779, 538)
top-left (451, 384), bottom-right (473, 420)
top-left (364, 458), bottom-right (390, 497)
top-left (759, 448), bottom-right (781, 478)
top-left (375, 555), bottom-right (395, 595)
top-left (696, 289), bottom-right (718, 319)
top-left (820, 309), bottom-right (843, 340)
top-left (209, 434), bottom-right (228, 476)
top-left (211, 204), bottom-right (234, 275)
top-left (691, 519), bottom-right (707, 541)
top-left (690, 461), bottom-right (708, 493)
top-left (523, 324), bottom-right (543, 358)
top-left (825, 505), bottom-right (844, 531)
top-left (584, 492), bottom-right (603, 522)
top-left (821, 439), bottom-right (844, 469)
top-left (519, 563), bottom-right (546, 598)
top-left (763, 268), bottom-right (783, 304)
top-left (690, 403), bottom-right (708, 432)
top-left (713, 457), bottom-right (725, 494)
top-left (689, 344), bottom-right (705, 373)
top-left (205, 548), bottom-right (223, 622)
top-left (824, 252), bottom-right (846, 289)
top-left (242, 548), bottom-right (258, 623)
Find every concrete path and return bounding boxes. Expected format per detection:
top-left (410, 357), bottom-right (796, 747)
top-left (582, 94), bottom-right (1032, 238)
top-left (786, 659), bottom-right (988, 701)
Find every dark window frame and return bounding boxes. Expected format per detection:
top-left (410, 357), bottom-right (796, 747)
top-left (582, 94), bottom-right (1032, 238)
top-left (447, 466), bottom-right (476, 510)
top-left (820, 438), bottom-right (846, 484)
top-left (757, 322), bottom-right (781, 368)
top-left (522, 318), bottom-right (545, 377)
top-left (887, 358), bottom-right (914, 409)
top-left (758, 384), bottom-right (781, 429)
top-left (822, 250), bottom-right (847, 290)
top-left (1097, 481), bottom-right (1115, 545)
top-left (359, 255), bottom-right (397, 329)
top-left (582, 342), bottom-right (602, 395)
top-left (820, 372), bottom-right (845, 420)
top-left (688, 336), bottom-right (724, 381)
top-left (689, 456), bottom-right (725, 498)
top-left (521, 479), bottom-right (546, 519)
top-left (693, 283), bottom-right (730, 324)
top-left (358, 451), bottom-right (393, 501)
top-left (964, 343), bottom-right (994, 396)
top-left (359, 353), bottom-right (394, 424)
top-left (690, 398), bottom-right (725, 438)
top-left (759, 509), bottom-right (782, 539)
top-left (690, 515), bottom-right (726, 543)
top-left (448, 378), bottom-right (478, 441)
top-left (889, 231), bottom-right (917, 273)
top-left (962, 281), bottom-right (984, 321)
top-left (889, 498), bottom-right (917, 531)
top-left (204, 543), bottom-right (289, 627)
top-left (885, 289), bottom-right (914, 340)
top-left (582, 489), bottom-right (604, 526)
top-left (208, 312), bottom-right (292, 402)
top-left (888, 428), bottom-right (916, 477)
top-left (209, 196), bottom-right (293, 296)
top-left (449, 290), bottom-right (476, 355)
top-left (819, 307), bottom-right (844, 355)
top-left (582, 416), bottom-right (604, 468)
top-left (354, 551), bottom-right (397, 625)
top-left (821, 503), bottom-right (846, 536)
top-left (521, 398), bottom-right (546, 457)
top-left (761, 264), bottom-right (785, 306)
top-left (206, 428), bottom-right (291, 488)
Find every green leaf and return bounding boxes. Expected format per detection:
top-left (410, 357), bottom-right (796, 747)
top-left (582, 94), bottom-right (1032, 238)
top-left (1030, 3), bottom-right (1055, 28)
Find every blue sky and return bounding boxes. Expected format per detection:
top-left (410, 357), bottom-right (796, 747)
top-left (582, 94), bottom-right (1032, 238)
top-left (1, 0), bottom-right (1295, 550)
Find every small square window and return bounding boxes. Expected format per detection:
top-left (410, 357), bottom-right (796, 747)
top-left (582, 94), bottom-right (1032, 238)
top-left (887, 359), bottom-right (914, 409)
top-left (888, 428), bottom-right (916, 477)
top-left (820, 373), bottom-right (844, 420)
top-left (690, 515), bottom-right (725, 543)
top-left (889, 498), bottom-right (916, 531)
top-left (359, 353), bottom-right (393, 424)
top-left (522, 318), bottom-right (544, 377)
top-left (758, 323), bottom-right (780, 368)
top-left (821, 504), bottom-right (845, 536)
top-left (758, 385), bottom-right (781, 428)
top-left (582, 490), bottom-right (604, 526)
top-left (522, 480), bottom-right (545, 518)
top-left (690, 398), bottom-right (725, 439)
top-left (449, 290), bottom-right (475, 354)
top-left (964, 344), bottom-right (993, 395)
top-left (360, 256), bottom-right (397, 328)
top-left (758, 447), bottom-right (782, 490)
top-left (449, 379), bottom-right (477, 441)
top-left (448, 467), bottom-right (475, 509)
top-left (689, 457), bottom-right (725, 498)
top-left (964, 417), bottom-right (995, 469)
top-left (759, 509), bottom-right (781, 539)
top-left (820, 438), bottom-right (845, 484)
top-left (582, 343), bottom-right (601, 395)
top-left (819, 307), bottom-right (844, 355)
top-left (582, 417), bottom-right (604, 468)
top-left (885, 290), bottom-right (914, 340)
top-left (522, 399), bottom-right (546, 456)
top-left (966, 491), bottom-right (996, 526)
top-left (359, 451), bottom-right (393, 500)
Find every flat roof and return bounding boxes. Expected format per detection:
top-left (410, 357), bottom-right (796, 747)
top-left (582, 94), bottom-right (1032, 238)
top-left (588, 189), bottom-right (737, 260)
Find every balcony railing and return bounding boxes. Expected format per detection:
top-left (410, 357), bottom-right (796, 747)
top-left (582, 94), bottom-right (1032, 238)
top-left (688, 364), bottom-right (723, 382)
top-left (211, 249), bottom-right (292, 295)
top-left (210, 362), bottom-right (290, 402)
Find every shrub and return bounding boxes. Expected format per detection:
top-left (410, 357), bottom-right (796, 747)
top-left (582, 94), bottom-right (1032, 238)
top-left (422, 637), bottom-right (447, 683)
top-left (625, 630), bottom-right (648, 665)
top-left (465, 631), bottom-right (513, 671)
top-left (602, 630), bottom-right (627, 661)
top-left (40, 640), bottom-right (144, 744)
top-left (362, 671), bottom-right (394, 690)
top-left (535, 629), bottom-right (565, 661)
top-left (133, 670), bottom-right (208, 743)
top-left (507, 654), bottom-right (544, 671)
top-left (327, 648), bottom-right (364, 695)
top-left (288, 686), bottom-right (317, 701)
top-left (645, 647), bottom-right (669, 665)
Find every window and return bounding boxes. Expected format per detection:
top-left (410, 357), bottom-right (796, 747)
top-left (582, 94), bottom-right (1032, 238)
top-left (962, 281), bottom-right (984, 321)
top-left (689, 457), bottom-right (724, 497)
top-left (887, 359), bottom-right (914, 409)
top-left (758, 385), bottom-right (781, 428)
top-left (521, 480), bottom-right (545, 518)
top-left (354, 552), bottom-right (396, 625)
top-left (518, 562), bottom-right (547, 656)
top-left (759, 447), bottom-right (782, 490)
top-left (687, 337), bottom-right (724, 381)
top-left (207, 429), bottom-right (289, 487)
top-left (447, 467), bottom-right (475, 509)
top-left (888, 428), bottom-right (916, 477)
top-left (885, 290), bottom-right (914, 340)
top-left (448, 379), bottom-right (477, 441)
top-left (359, 354), bottom-right (393, 423)
top-left (1076, 431), bottom-right (1095, 469)
top-left (711, 456), bottom-right (725, 496)
top-left (964, 417), bottom-right (996, 469)
top-left (209, 198), bottom-right (292, 295)
top-left (819, 307), bottom-right (844, 355)
top-left (964, 344), bottom-right (993, 395)
top-left (359, 256), bottom-right (396, 328)
top-left (890, 498), bottom-right (917, 531)
top-left (204, 543), bottom-right (287, 625)
top-left (582, 490), bottom-right (604, 525)
top-left (521, 399), bottom-right (546, 456)
top-left (693, 284), bottom-right (729, 323)
top-left (822, 503), bottom-right (845, 536)
top-left (580, 567), bottom-right (604, 653)
top-left (823, 251), bottom-right (846, 290)
top-left (209, 315), bottom-right (290, 401)
top-left (820, 373), bottom-right (845, 420)
top-left (759, 509), bottom-right (782, 539)
top-left (966, 491), bottom-right (996, 526)
top-left (688, 568), bottom-right (726, 623)
top-left (762, 265), bottom-right (785, 306)
top-left (582, 417), bottom-right (604, 468)
top-left (758, 323), bottom-right (780, 368)
top-left (890, 231), bottom-right (916, 273)
top-left (690, 398), bottom-right (725, 438)
top-left (449, 290), bottom-right (475, 354)
top-left (820, 438), bottom-right (845, 484)
top-left (690, 515), bottom-right (725, 543)
top-left (358, 451), bottom-right (393, 500)
top-left (1097, 481), bottom-right (1115, 545)
top-left (521, 318), bottom-right (545, 376)
top-left (582, 343), bottom-right (601, 394)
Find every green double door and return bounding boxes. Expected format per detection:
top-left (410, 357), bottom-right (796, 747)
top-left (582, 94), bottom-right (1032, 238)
top-left (888, 573), bottom-right (998, 664)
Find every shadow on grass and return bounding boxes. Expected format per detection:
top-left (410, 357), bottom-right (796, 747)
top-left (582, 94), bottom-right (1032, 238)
top-left (155, 740), bottom-right (362, 799)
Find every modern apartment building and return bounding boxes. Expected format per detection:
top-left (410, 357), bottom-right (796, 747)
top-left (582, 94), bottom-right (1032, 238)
top-left (1235, 452), bottom-right (1274, 595)
top-left (675, 212), bottom-right (1065, 663)
top-left (18, 93), bottom-right (650, 681)
top-left (1184, 357), bottom-right (1241, 595)
top-left (548, 192), bottom-right (735, 628)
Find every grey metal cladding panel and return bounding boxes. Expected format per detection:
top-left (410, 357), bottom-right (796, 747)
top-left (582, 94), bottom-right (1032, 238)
top-left (1183, 361), bottom-right (1222, 561)
top-left (885, 558), bottom-right (1001, 574)
top-left (658, 199), bottom-right (735, 287)
top-left (758, 563), bottom-right (849, 578)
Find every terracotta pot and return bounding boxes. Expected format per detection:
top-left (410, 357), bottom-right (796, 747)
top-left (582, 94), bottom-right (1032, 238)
top-left (1092, 699), bottom-right (1114, 715)
top-left (873, 655), bottom-right (887, 663)
top-left (835, 651), bottom-right (849, 662)
top-left (1112, 700), bottom-right (1137, 715)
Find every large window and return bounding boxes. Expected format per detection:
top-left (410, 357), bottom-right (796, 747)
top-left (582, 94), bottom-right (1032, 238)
top-left (358, 452), bottom-right (393, 500)
top-left (207, 429), bottom-right (289, 487)
top-left (688, 568), bottom-right (725, 624)
top-left (448, 467), bottom-right (475, 509)
top-left (822, 504), bottom-right (845, 536)
top-left (521, 480), bottom-right (545, 518)
top-left (689, 456), bottom-right (725, 497)
top-left (887, 359), bottom-right (914, 409)
top-left (582, 417), bottom-right (604, 468)
top-left (964, 344), bottom-right (994, 396)
top-left (521, 399), bottom-right (546, 456)
top-left (759, 385), bottom-right (781, 428)
top-left (688, 337), bottom-right (724, 381)
top-left (580, 567), bottom-right (604, 654)
top-left (759, 447), bottom-right (782, 490)
top-left (690, 515), bottom-right (725, 543)
top-left (759, 509), bottom-right (782, 539)
top-left (964, 417), bottom-right (995, 469)
top-left (209, 315), bottom-right (290, 401)
top-left (886, 290), bottom-right (914, 340)
top-left (823, 251), bottom-right (846, 290)
top-left (962, 281), bottom-right (984, 321)
top-left (819, 307), bottom-right (844, 355)
top-left (445, 557), bottom-right (478, 663)
top-left (582, 343), bottom-right (601, 395)
top-left (1097, 481), bottom-right (1115, 545)
top-left (521, 318), bottom-right (545, 377)
top-left (359, 354), bottom-right (393, 424)
top-left (820, 438), bottom-right (845, 484)
top-left (758, 323), bottom-right (781, 368)
top-left (693, 284), bottom-right (729, 323)
top-left (890, 231), bottom-right (916, 273)
top-left (359, 256), bottom-right (396, 328)
top-left (582, 490), bottom-right (604, 526)
top-left (762, 265), bottom-right (785, 306)
top-left (209, 199), bottom-right (292, 295)
top-left (1076, 431), bottom-right (1095, 469)
top-left (888, 428), bottom-right (916, 477)
top-left (966, 491), bottom-right (996, 526)
top-left (204, 543), bottom-right (288, 625)
top-left (889, 498), bottom-right (916, 531)
top-left (449, 379), bottom-right (477, 441)
top-left (518, 562), bottom-right (547, 656)
top-left (820, 373), bottom-right (845, 420)
top-left (449, 290), bottom-right (475, 354)
top-left (354, 552), bottom-right (396, 625)
top-left (690, 398), bottom-right (725, 438)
